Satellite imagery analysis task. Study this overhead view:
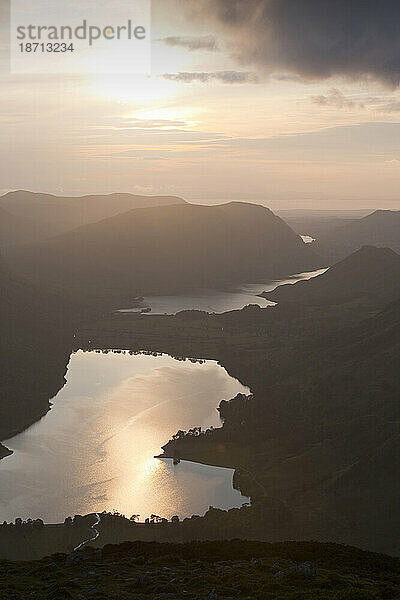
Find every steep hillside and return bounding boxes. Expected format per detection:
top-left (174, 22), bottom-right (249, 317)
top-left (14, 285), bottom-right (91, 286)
top-left (265, 245), bottom-right (400, 306)
top-left (0, 260), bottom-right (75, 442)
top-left (6, 202), bottom-right (319, 304)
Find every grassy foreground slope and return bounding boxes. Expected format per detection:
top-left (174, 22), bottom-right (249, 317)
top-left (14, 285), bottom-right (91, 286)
top-left (2, 540), bottom-right (400, 600)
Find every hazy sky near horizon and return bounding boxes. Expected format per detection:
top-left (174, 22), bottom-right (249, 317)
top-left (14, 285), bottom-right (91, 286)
top-left (1, 0), bottom-right (400, 209)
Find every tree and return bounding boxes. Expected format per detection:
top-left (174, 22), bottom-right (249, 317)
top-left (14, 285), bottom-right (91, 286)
top-left (130, 514), bottom-right (140, 522)
top-left (150, 514), bottom-right (163, 524)
top-left (34, 519), bottom-right (44, 529)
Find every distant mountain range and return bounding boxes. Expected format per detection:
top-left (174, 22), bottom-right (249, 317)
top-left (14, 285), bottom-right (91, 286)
top-left (5, 201), bottom-right (319, 304)
top-left (277, 209), bottom-right (370, 241)
top-left (0, 190), bottom-right (186, 243)
top-left (265, 245), bottom-right (400, 306)
top-left (314, 209), bottom-right (400, 261)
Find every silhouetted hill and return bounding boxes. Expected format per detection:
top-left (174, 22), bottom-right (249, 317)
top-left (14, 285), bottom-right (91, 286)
top-left (2, 539), bottom-right (400, 597)
top-left (0, 207), bottom-right (39, 246)
top-left (265, 245), bottom-right (400, 306)
top-left (6, 202), bottom-right (319, 304)
top-left (316, 209), bottom-right (400, 260)
top-left (0, 260), bottom-right (75, 442)
top-left (2, 538), bottom-right (400, 598)
top-left (0, 190), bottom-right (186, 239)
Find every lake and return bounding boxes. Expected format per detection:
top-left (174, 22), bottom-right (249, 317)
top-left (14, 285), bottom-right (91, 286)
top-left (0, 351), bottom-right (249, 524)
top-left (1, 267), bottom-right (328, 525)
top-left (119, 268), bottom-right (327, 315)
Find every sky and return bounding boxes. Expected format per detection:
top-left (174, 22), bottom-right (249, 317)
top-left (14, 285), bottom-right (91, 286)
top-left (0, 0), bottom-right (400, 209)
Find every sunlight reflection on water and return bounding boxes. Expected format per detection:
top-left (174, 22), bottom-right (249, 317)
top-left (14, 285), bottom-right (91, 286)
top-left (0, 352), bottom-right (249, 523)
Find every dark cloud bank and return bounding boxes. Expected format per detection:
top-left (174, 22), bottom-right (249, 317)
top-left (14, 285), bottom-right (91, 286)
top-left (187, 0), bottom-right (400, 85)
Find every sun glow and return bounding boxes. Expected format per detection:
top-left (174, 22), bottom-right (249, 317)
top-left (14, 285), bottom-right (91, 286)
top-left (90, 74), bottom-right (178, 105)
top-left (132, 106), bottom-right (199, 127)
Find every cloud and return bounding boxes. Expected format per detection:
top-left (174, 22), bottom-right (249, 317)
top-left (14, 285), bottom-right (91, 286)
top-left (76, 124), bottom-right (228, 147)
top-left (380, 101), bottom-right (400, 112)
top-left (160, 35), bottom-right (219, 52)
top-left (99, 117), bottom-right (191, 130)
top-left (197, 122), bottom-right (400, 163)
top-left (186, 0), bottom-right (400, 86)
top-left (310, 90), bottom-right (400, 112)
top-left (85, 122), bottom-right (400, 167)
top-left (270, 73), bottom-right (302, 83)
top-left (162, 71), bottom-right (260, 84)
top-left (311, 89), bottom-right (366, 109)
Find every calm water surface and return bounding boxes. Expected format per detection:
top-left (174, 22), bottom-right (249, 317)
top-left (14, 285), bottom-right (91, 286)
top-left (120, 269), bottom-right (326, 315)
top-left (1, 267), bottom-right (327, 524)
top-left (300, 235), bottom-right (316, 244)
top-left (0, 352), bottom-right (249, 523)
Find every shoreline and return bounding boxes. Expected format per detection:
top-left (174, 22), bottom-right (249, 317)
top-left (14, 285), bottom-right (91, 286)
top-left (2, 291), bottom-right (398, 556)
top-left (0, 443), bottom-right (12, 459)
top-left (0, 349), bottom-right (249, 529)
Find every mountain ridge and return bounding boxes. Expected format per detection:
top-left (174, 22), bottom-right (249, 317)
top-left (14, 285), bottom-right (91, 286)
top-left (5, 201), bottom-right (320, 304)
top-left (0, 190), bottom-right (186, 240)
